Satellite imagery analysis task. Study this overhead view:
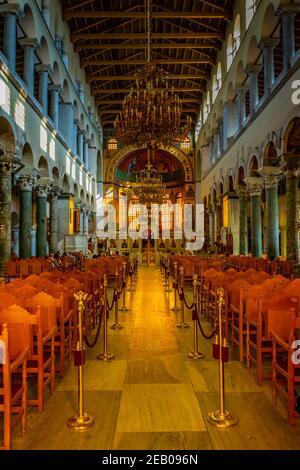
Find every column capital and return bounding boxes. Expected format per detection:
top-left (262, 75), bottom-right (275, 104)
top-left (245, 63), bottom-right (263, 75)
top-left (282, 153), bottom-right (300, 172)
top-left (264, 174), bottom-right (282, 190)
top-left (237, 185), bottom-right (249, 200)
top-left (36, 64), bottom-right (52, 74)
top-left (234, 85), bottom-right (249, 97)
top-left (0, 3), bottom-right (21, 17)
top-left (49, 84), bottom-right (61, 93)
top-left (276, 4), bottom-right (300, 16)
top-left (244, 176), bottom-right (264, 197)
top-left (49, 186), bottom-right (62, 199)
top-left (36, 185), bottom-right (50, 198)
top-left (19, 38), bottom-right (39, 49)
top-left (258, 166), bottom-right (283, 186)
top-left (17, 175), bottom-right (36, 192)
top-left (258, 37), bottom-right (280, 50)
top-left (0, 150), bottom-right (22, 174)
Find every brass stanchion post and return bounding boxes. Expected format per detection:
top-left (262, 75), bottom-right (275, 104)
top-left (177, 266), bottom-right (189, 328)
top-left (171, 262), bottom-right (179, 312)
top-left (119, 262), bottom-right (129, 312)
top-left (111, 269), bottom-right (123, 330)
top-left (97, 275), bottom-right (114, 361)
top-left (188, 274), bottom-right (204, 360)
top-left (67, 291), bottom-right (95, 431)
top-left (207, 288), bottom-right (239, 428)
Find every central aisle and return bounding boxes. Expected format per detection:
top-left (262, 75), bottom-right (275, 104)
top-left (14, 267), bottom-right (300, 450)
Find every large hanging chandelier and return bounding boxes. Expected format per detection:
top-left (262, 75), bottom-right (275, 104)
top-left (131, 145), bottom-right (166, 206)
top-left (113, 0), bottom-right (192, 147)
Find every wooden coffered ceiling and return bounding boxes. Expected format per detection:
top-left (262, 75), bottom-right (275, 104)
top-left (61, 0), bottom-right (233, 131)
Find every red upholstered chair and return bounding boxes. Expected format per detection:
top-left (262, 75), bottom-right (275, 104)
top-left (4, 261), bottom-right (18, 280)
top-left (270, 309), bottom-right (300, 425)
top-left (0, 323), bottom-right (30, 450)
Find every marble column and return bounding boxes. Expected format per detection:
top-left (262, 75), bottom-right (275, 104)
top-left (83, 209), bottom-right (90, 236)
top-left (237, 186), bottom-right (249, 255)
top-left (58, 102), bottom-right (75, 150)
top-left (246, 64), bottom-right (261, 116)
top-left (278, 6), bottom-right (297, 72)
top-left (36, 64), bottom-right (51, 114)
top-left (285, 167), bottom-right (299, 262)
top-left (83, 139), bottom-right (90, 169)
top-left (245, 177), bottom-right (263, 258)
top-left (235, 86), bottom-right (248, 132)
top-left (214, 201), bottom-right (221, 242)
top-left (19, 38), bottom-right (39, 96)
top-left (77, 130), bottom-right (84, 162)
top-left (18, 176), bottom-right (34, 259)
top-left (36, 186), bottom-right (49, 258)
top-left (49, 85), bottom-right (61, 128)
top-left (263, 173), bottom-right (281, 259)
top-left (0, 5), bottom-right (19, 72)
top-left (259, 38), bottom-right (279, 97)
top-left (222, 103), bottom-right (229, 151)
top-left (208, 205), bottom-right (215, 244)
top-left (49, 188), bottom-right (60, 254)
top-left (0, 152), bottom-right (16, 278)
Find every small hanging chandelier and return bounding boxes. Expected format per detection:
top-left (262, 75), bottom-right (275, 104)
top-left (113, 0), bottom-right (192, 147)
top-left (131, 145), bottom-right (166, 206)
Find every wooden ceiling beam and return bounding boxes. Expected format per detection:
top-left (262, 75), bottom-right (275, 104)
top-left (88, 74), bottom-right (208, 83)
top-left (72, 32), bottom-right (224, 41)
top-left (96, 98), bottom-right (200, 106)
top-left (99, 108), bottom-right (199, 115)
top-left (64, 11), bottom-right (231, 20)
top-left (82, 58), bottom-right (212, 67)
top-left (91, 87), bottom-right (204, 96)
top-left (75, 43), bottom-right (218, 52)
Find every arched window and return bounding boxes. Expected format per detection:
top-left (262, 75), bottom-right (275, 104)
top-left (227, 34), bottom-right (233, 71)
top-left (181, 137), bottom-right (191, 149)
top-left (233, 15), bottom-right (241, 56)
top-left (108, 138), bottom-right (118, 150)
top-left (245, 0), bottom-right (256, 30)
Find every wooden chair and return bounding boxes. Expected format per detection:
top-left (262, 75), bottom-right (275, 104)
top-left (270, 309), bottom-right (300, 425)
top-left (0, 305), bottom-right (57, 413)
top-left (0, 323), bottom-right (30, 450)
top-left (246, 294), bottom-right (296, 385)
top-left (230, 282), bottom-right (250, 362)
top-left (4, 261), bottom-right (18, 280)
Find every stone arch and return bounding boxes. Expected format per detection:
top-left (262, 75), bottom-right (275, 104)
top-left (52, 166), bottom-right (61, 186)
top-left (263, 141), bottom-right (278, 166)
top-left (73, 183), bottom-right (79, 198)
top-left (20, 3), bottom-right (36, 38)
top-left (38, 156), bottom-right (49, 178)
top-left (73, 100), bottom-right (79, 120)
top-left (51, 61), bottom-right (61, 85)
top-left (21, 143), bottom-right (34, 172)
top-left (80, 189), bottom-right (84, 202)
top-left (62, 175), bottom-right (69, 193)
top-left (38, 36), bottom-right (50, 65)
top-left (61, 79), bottom-right (70, 103)
top-left (226, 170), bottom-right (235, 193)
top-left (248, 155), bottom-right (259, 176)
top-left (235, 60), bottom-right (247, 87)
top-left (0, 117), bottom-right (16, 155)
top-left (261, 3), bottom-right (278, 38)
top-left (97, 150), bottom-right (103, 182)
top-left (247, 35), bottom-right (261, 65)
top-left (91, 195), bottom-right (95, 208)
top-left (236, 165), bottom-right (246, 187)
top-left (284, 117), bottom-right (300, 155)
top-left (105, 144), bottom-right (194, 183)
top-left (86, 194), bottom-right (90, 205)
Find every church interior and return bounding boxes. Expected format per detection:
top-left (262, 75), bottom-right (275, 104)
top-left (0, 0), bottom-right (300, 452)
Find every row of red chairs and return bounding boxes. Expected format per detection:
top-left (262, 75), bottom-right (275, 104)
top-left (0, 255), bottom-right (129, 450)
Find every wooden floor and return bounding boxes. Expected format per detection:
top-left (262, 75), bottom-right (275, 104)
top-left (9, 268), bottom-right (300, 450)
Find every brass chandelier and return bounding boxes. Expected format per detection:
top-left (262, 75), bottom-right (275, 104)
top-left (113, 0), bottom-right (192, 147)
top-left (131, 145), bottom-right (166, 206)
